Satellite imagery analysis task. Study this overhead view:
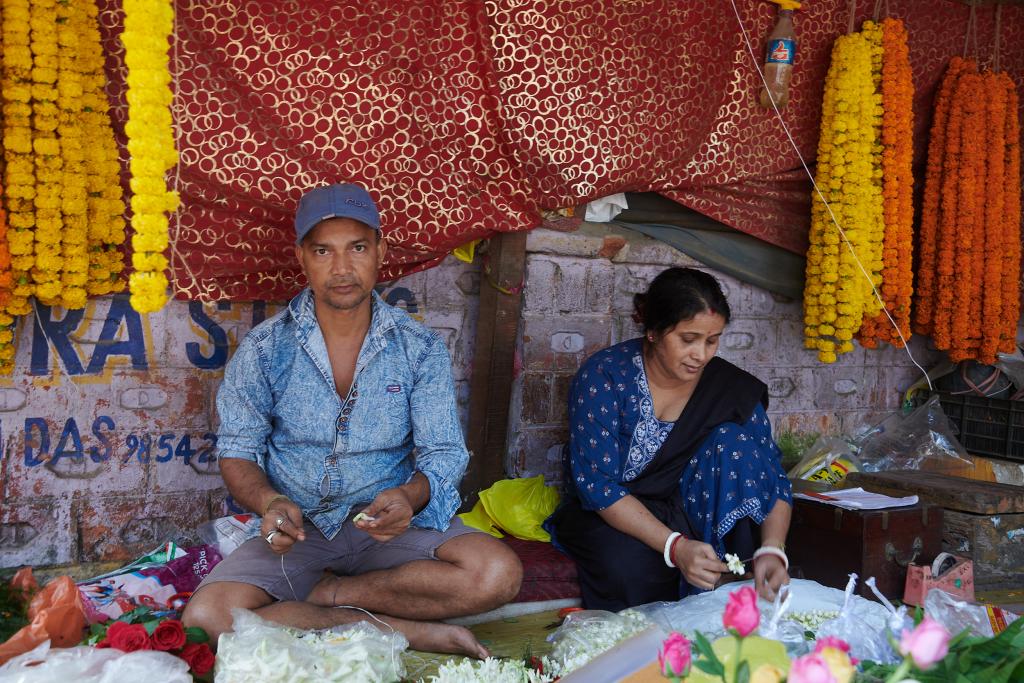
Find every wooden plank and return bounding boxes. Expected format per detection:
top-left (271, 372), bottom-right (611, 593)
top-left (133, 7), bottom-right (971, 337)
top-left (845, 471), bottom-right (1024, 514)
top-left (462, 231), bottom-right (528, 508)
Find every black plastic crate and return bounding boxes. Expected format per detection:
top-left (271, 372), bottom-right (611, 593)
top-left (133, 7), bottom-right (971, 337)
top-left (923, 391), bottom-right (1024, 464)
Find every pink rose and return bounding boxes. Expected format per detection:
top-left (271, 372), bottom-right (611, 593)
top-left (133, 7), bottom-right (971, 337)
top-left (899, 617), bottom-right (950, 669)
top-left (788, 654), bottom-right (838, 683)
top-left (658, 632), bottom-right (692, 678)
top-left (722, 585), bottom-right (760, 636)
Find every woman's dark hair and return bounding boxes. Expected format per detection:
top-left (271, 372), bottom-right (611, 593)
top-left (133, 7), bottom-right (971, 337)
top-left (632, 267), bottom-right (731, 334)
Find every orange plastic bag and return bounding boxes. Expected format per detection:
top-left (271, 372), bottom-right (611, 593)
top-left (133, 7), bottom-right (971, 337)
top-left (0, 573), bottom-right (87, 665)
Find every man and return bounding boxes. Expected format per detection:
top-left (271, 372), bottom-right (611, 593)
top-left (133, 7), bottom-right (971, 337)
top-left (183, 183), bottom-right (522, 657)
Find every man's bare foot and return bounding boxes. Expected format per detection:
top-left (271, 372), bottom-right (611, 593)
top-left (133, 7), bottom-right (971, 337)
top-left (364, 612), bottom-right (488, 659)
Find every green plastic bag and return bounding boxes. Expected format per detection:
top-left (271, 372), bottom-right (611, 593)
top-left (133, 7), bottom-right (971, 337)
top-left (465, 475), bottom-right (560, 542)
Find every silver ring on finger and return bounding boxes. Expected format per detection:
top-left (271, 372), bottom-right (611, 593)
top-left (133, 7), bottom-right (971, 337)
top-left (275, 517), bottom-right (285, 528)
top-left (265, 530), bottom-right (279, 545)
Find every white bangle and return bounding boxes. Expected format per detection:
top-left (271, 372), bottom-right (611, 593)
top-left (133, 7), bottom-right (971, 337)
top-left (752, 545), bottom-right (789, 570)
top-left (663, 532), bottom-right (682, 568)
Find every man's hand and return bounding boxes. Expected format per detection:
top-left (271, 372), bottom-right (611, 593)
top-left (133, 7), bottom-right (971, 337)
top-left (672, 539), bottom-right (728, 591)
top-left (753, 554), bottom-right (789, 601)
top-left (261, 497), bottom-right (305, 555)
top-left (355, 487), bottom-right (415, 542)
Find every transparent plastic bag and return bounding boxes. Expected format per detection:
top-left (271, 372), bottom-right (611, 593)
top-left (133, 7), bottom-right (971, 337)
top-left (543, 609), bottom-right (656, 677)
top-left (855, 395), bottom-right (973, 472)
top-left (215, 608), bottom-right (407, 683)
top-left (924, 587), bottom-right (1020, 638)
top-left (0, 641), bottom-right (191, 683)
top-left (787, 436), bottom-right (861, 486)
top-left (814, 575), bottom-right (911, 665)
top-left (196, 514), bottom-right (262, 557)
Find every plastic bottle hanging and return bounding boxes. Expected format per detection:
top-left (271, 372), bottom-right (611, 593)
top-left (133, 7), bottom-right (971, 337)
top-left (759, 0), bottom-right (801, 109)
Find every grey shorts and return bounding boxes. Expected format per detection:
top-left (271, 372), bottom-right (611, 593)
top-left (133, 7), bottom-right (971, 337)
top-left (197, 517), bottom-right (483, 601)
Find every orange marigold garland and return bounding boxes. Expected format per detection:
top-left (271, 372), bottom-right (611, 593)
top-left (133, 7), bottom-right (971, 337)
top-left (914, 58), bottom-right (971, 336)
top-left (915, 61), bottom-right (1021, 365)
top-left (979, 75), bottom-right (1006, 363)
top-left (1000, 73), bottom-right (1021, 355)
top-left (857, 18), bottom-right (914, 349)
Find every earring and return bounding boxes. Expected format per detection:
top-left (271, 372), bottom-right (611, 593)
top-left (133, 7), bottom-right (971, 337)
top-left (647, 334), bottom-right (655, 343)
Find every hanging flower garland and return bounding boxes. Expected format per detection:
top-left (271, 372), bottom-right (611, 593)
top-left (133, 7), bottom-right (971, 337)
top-left (912, 60), bottom-right (1021, 365)
top-left (123, 0), bottom-right (179, 314)
top-left (999, 72), bottom-right (1021, 355)
top-left (802, 24), bottom-right (884, 363)
top-left (29, 0), bottom-right (65, 305)
top-left (857, 18), bottom-right (914, 349)
top-left (79, 0), bottom-right (126, 297)
top-left (1, 0), bottom-right (37, 332)
top-left (913, 58), bottom-right (971, 335)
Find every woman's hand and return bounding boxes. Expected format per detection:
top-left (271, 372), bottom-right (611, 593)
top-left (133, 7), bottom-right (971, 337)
top-left (672, 539), bottom-right (728, 590)
top-left (753, 554), bottom-right (789, 600)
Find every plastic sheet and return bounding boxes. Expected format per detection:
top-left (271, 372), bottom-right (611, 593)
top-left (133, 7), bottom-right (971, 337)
top-left (855, 395), bottom-right (973, 472)
top-left (543, 609), bottom-right (656, 677)
top-left (0, 641), bottom-right (191, 683)
top-left (636, 579), bottom-right (897, 664)
top-left (216, 608), bottom-right (407, 682)
top-left (924, 587), bottom-right (1021, 638)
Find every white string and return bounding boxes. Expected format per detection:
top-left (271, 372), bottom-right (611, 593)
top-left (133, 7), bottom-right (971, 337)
top-left (729, 0), bottom-right (933, 392)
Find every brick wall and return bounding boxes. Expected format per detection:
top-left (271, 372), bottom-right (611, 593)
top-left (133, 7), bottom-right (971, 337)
top-left (505, 225), bottom-right (944, 483)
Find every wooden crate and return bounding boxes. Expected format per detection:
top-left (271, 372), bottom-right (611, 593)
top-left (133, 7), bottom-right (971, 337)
top-left (787, 498), bottom-right (943, 599)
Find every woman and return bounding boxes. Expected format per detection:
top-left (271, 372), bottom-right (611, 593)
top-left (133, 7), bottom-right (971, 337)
top-left (547, 267), bottom-right (792, 611)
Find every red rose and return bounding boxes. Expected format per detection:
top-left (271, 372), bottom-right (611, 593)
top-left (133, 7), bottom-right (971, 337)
top-left (180, 642), bottom-right (215, 675)
top-left (95, 640), bottom-right (112, 649)
top-left (105, 620), bottom-right (152, 652)
top-left (151, 619), bottom-right (187, 651)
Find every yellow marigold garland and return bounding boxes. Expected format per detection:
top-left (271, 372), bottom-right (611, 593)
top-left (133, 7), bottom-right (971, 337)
top-left (29, 0), bottom-right (65, 305)
top-left (79, 0), bottom-right (126, 296)
top-left (1, 0), bottom-right (34, 330)
top-left (857, 18), bottom-right (914, 349)
top-left (803, 25), bottom-right (884, 363)
top-left (123, 0), bottom-right (179, 313)
top-left (56, 0), bottom-right (89, 310)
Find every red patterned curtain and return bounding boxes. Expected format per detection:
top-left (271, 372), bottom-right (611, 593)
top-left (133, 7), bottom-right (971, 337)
top-left (95, 1), bottom-right (1024, 302)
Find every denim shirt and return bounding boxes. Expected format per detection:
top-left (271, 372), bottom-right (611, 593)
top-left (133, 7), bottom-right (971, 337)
top-left (216, 288), bottom-right (469, 540)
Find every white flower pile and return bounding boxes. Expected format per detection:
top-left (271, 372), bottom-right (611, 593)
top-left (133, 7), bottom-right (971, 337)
top-left (541, 609), bottom-right (652, 677)
top-left (426, 657), bottom-right (553, 683)
top-left (786, 609), bottom-right (840, 632)
top-left (217, 609), bottom-right (407, 683)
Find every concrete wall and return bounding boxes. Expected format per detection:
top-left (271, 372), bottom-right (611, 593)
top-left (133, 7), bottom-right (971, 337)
top-left (0, 258), bottom-right (481, 568)
top-left (505, 225), bottom-right (944, 483)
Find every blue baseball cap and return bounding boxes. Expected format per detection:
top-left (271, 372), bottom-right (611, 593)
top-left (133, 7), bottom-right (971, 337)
top-left (294, 183), bottom-right (381, 244)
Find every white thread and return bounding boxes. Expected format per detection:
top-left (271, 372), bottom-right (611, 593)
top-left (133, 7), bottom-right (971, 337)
top-left (728, 0), bottom-right (933, 392)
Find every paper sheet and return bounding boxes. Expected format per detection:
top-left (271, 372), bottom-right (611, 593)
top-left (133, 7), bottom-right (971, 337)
top-left (794, 487), bottom-right (919, 510)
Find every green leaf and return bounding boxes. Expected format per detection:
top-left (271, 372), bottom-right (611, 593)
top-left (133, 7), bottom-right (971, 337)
top-left (913, 605), bottom-right (924, 625)
top-left (693, 632), bottom-right (716, 658)
top-left (89, 623), bottom-right (105, 637)
top-left (185, 626), bottom-right (210, 644)
top-left (142, 620), bottom-right (159, 635)
top-left (693, 659), bottom-right (726, 678)
top-left (736, 660), bottom-right (750, 683)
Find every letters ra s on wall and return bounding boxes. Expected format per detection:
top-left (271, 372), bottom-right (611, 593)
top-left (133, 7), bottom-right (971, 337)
top-left (3, 287), bottom-right (419, 472)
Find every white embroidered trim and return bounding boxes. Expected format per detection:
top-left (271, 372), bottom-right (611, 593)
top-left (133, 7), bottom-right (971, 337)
top-left (713, 496), bottom-right (766, 540)
top-left (623, 353), bottom-right (671, 481)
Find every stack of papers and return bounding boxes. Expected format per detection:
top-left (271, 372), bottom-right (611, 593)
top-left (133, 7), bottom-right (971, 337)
top-left (794, 487), bottom-right (919, 510)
